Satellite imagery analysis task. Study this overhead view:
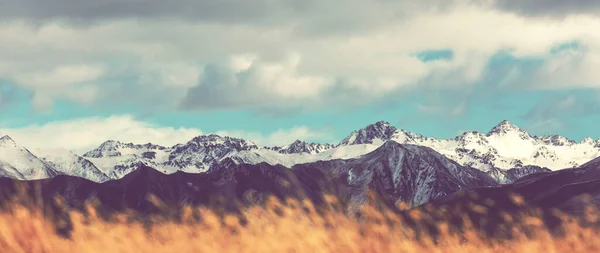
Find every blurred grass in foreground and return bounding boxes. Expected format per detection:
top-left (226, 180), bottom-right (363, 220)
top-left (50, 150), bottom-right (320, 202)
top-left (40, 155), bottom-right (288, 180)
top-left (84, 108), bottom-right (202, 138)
top-left (1, 194), bottom-right (600, 253)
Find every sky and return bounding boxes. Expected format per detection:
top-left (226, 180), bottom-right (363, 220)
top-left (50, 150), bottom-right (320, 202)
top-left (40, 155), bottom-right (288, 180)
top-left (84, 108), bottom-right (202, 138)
top-left (1, 0), bottom-right (600, 154)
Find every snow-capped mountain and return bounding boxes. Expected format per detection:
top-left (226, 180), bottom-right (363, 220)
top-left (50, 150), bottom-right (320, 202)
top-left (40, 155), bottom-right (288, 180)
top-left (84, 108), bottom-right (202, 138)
top-left (265, 140), bottom-right (335, 154)
top-left (82, 140), bottom-right (168, 158)
top-left (2, 120), bottom-right (599, 184)
top-left (335, 120), bottom-right (600, 172)
top-left (33, 148), bottom-right (111, 182)
top-left (79, 135), bottom-right (261, 178)
top-left (340, 121), bottom-right (425, 145)
top-left (486, 165), bottom-right (551, 184)
top-left (337, 141), bottom-right (498, 207)
top-left (82, 140), bottom-right (171, 178)
top-left (0, 135), bottom-right (58, 180)
top-left (165, 134), bottom-right (259, 172)
top-left (0, 140), bottom-right (499, 217)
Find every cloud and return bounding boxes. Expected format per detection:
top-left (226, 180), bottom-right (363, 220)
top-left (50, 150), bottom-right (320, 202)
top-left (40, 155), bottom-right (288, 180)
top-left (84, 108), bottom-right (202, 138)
top-left (0, 115), bottom-right (331, 154)
top-left (527, 118), bottom-right (566, 133)
top-left (523, 92), bottom-right (600, 133)
top-left (15, 65), bottom-right (104, 88)
top-left (181, 53), bottom-right (330, 111)
top-left (525, 95), bottom-right (575, 122)
top-left (417, 100), bottom-right (468, 118)
top-left (0, 115), bottom-right (203, 154)
top-left (0, 0), bottom-right (282, 23)
top-left (217, 126), bottom-right (333, 147)
top-left (0, 0), bottom-right (451, 29)
top-left (530, 46), bottom-right (600, 89)
top-left (13, 65), bottom-right (104, 111)
top-left (492, 0), bottom-right (600, 17)
top-left (0, 1), bottom-right (599, 115)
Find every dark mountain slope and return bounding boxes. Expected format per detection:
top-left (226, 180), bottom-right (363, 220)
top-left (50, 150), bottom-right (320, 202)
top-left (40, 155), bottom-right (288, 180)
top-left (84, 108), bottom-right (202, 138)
top-left (414, 157), bottom-right (600, 238)
top-left (0, 141), bottom-right (497, 215)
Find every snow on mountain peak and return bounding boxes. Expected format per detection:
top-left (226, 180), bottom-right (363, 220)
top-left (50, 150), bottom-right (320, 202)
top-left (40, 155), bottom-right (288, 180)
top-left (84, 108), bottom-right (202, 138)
top-left (160, 134), bottom-right (261, 173)
top-left (268, 140), bottom-right (335, 154)
top-left (486, 120), bottom-right (528, 137)
top-left (102, 139), bottom-right (120, 146)
top-left (186, 134), bottom-right (258, 149)
top-left (370, 120), bottom-right (395, 131)
top-left (354, 140), bottom-right (498, 206)
top-left (83, 140), bottom-right (124, 158)
top-left (581, 137), bottom-right (597, 145)
top-left (34, 148), bottom-right (111, 182)
top-left (0, 135), bottom-right (16, 146)
top-left (0, 136), bottom-right (58, 180)
top-left (536, 134), bottom-right (576, 146)
top-left (83, 139), bottom-right (168, 159)
top-left (340, 121), bottom-right (400, 145)
top-left (455, 131), bottom-right (487, 143)
top-left (6, 119), bottom-right (600, 184)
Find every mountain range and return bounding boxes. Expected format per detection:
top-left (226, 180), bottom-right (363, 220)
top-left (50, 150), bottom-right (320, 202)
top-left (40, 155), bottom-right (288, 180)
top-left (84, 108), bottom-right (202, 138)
top-left (3, 119), bottom-right (600, 234)
top-left (0, 141), bottom-right (498, 214)
top-left (1, 120), bottom-right (598, 185)
top-left (1, 137), bottom-right (600, 238)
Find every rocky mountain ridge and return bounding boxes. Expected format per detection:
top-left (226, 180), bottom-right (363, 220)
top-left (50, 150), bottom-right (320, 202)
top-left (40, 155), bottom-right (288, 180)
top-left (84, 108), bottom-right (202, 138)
top-left (1, 120), bottom-right (599, 184)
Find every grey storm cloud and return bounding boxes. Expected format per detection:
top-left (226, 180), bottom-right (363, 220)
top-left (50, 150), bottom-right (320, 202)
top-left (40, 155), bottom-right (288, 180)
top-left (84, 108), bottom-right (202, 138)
top-left (3, 0), bottom-right (596, 24)
top-left (181, 64), bottom-right (265, 110)
top-left (0, 0), bottom-right (458, 35)
top-left (524, 93), bottom-right (600, 122)
top-left (0, 0), bottom-right (391, 39)
top-left (179, 62), bottom-right (375, 115)
top-left (493, 0), bottom-right (600, 17)
top-left (3, 0), bottom-right (599, 116)
top-left (0, 0), bottom-right (437, 20)
top-left (0, 0), bottom-right (284, 23)
top-left (179, 63), bottom-right (321, 114)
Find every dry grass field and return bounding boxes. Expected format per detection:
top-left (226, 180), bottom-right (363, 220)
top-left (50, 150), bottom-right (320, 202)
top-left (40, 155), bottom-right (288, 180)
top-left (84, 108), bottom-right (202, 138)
top-left (1, 194), bottom-right (600, 253)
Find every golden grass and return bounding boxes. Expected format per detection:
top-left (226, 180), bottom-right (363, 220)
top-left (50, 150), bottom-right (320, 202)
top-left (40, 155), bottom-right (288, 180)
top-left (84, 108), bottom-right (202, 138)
top-left (1, 195), bottom-right (600, 253)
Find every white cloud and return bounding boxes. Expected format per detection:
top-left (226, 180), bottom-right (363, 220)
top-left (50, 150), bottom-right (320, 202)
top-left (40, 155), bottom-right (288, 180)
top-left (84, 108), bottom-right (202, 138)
top-left (15, 65), bottom-right (104, 88)
top-left (0, 2), bottom-right (599, 112)
top-left (528, 118), bottom-right (565, 133)
top-left (180, 53), bottom-right (334, 111)
top-left (0, 115), bottom-right (331, 154)
top-left (531, 46), bottom-right (600, 89)
top-left (216, 126), bottom-right (333, 147)
top-left (417, 104), bottom-right (442, 114)
top-left (416, 100), bottom-right (468, 118)
top-left (0, 115), bottom-right (203, 154)
top-left (230, 54), bottom-right (257, 72)
top-left (6, 64), bottom-right (104, 111)
top-left (252, 53), bottom-right (329, 99)
top-left (557, 95), bottom-right (577, 109)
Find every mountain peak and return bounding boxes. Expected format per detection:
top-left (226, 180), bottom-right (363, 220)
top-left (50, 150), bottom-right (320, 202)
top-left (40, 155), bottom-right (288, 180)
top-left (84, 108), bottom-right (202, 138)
top-left (536, 134), bottom-right (576, 146)
top-left (99, 140), bottom-right (121, 147)
top-left (486, 120), bottom-right (527, 137)
top-left (496, 120), bottom-right (518, 129)
top-left (582, 137), bottom-right (596, 145)
top-left (0, 135), bottom-right (16, 146)
top-left (373, 120), bottom-right (392, 127)
top-left (83, 140), bottom-right (124, 158)
top-left (189, 134), bottom-right (257, 147)
top-left (364, 121), bottom-right (395, 130)
top-left (274, 139), bottom-right (334, 154)
top-left (177, 134), bottom-right (258, 153)
top-left (340, 121), bottom-right (399, 145)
